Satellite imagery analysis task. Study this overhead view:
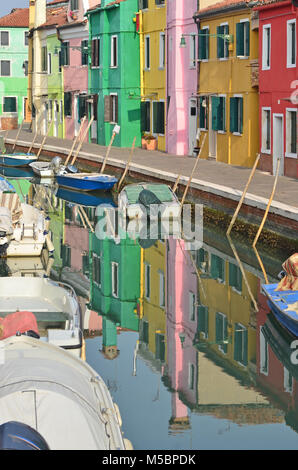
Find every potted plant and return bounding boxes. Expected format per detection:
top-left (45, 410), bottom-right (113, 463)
top-left (142, 134), bottom-right (157, 151)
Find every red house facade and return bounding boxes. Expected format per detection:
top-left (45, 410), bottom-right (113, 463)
top-left (257, 0), bottom-right (298, 179)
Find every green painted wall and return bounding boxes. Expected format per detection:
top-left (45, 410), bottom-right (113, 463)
top-left (0, 27), bottom-right (29, 125)
top-left (88, 0), bottom-right (141, 148)
top-left (47, 33), bottom-right (64, 138)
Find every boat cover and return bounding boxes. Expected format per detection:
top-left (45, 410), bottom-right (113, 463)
top-left (0, 311), bottom-right (39, 340)
top-left (0, 193), bottom-right (22, 225)
top-left (276, 253), bottom-right (298, 291)
top-left (125, 183), bottom-right (174, 204)
top-left (0, 336), bottom-right (126, 450)
top-left (0, 207), bottom-right (13, 235)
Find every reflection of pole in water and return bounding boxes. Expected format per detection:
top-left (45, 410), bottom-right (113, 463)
top-left (132, 339), bottom-right (139, 376)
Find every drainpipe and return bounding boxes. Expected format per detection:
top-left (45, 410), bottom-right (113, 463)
top-left (139, 11), bottom-right (144, 101)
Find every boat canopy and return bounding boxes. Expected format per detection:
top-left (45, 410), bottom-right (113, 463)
top-left (125, 183), bottom-right (174, 204)
top-left (0, 193), bottom-right (22, 226)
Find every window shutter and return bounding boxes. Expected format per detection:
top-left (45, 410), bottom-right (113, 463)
top-left (239, 97), bottom-right (243, 134)
top-left (230, 97), bottom-right (237, 133)
top-left (93, 94), bottom-right (98, 121)
top-left (236, 22), bottom-right (244, 56)
top-left (244, 21), bottom-right (250, 56)
top-left (104, 95), bottom-right (111, 122)
top-left (223, 317), bottom-right (228, 353)
top-left (217, 26), bottom-right (223, 58)
top-left (199, 29), bottom-right (208, 60)
top-left (114, 95), bottom-right (119, 123)
top-left (155, 333), bottom-right (165, 361)
top-left (198, 306), bottom-right (208, 336)
top-left (215, 313), bottom-right (223, 343)
top-left (211, 96), bottom-right (220, 131)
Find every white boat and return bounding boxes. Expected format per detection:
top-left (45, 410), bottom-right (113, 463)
top-left (0, 277), bottom-right (82, 355)
top-left (0, 335), bottom-right (132, 450)
top-left (0, 187), bottom-right (53, 257)
top-left (29, 161), bottom-right (55, 178)
top-left (118, 182), bottom-right (181, 220)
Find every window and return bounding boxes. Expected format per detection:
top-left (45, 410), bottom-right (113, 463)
top-left (198, 27), bottom-right (209, 60)
top-left (236, 20), bottom-right (250, 57)
top-left (61, 42), bottom-right (69, 66)
top-left (159, 32), bottom-right (165, 69)
top-left (216, 312), bottom-right (228, 353)
top-left (82, 252), bottom-right (89, 277)
top-left (262, 25), bottom-right (271, 70)
top-left (141, 101), bottom-right (150, 132)
top-left (140, 320), bottom-right (149, 344)
top-left (199, 96), bottom-right (208, 130)
top-left (189, 292), bottom-right (196, 321)
top-left (111, 35), bottom-right (118, 68)
top-left (104, 94), bottom-right (118, 123)
top-left (188, 363), bottom-right (195, 390)
top-left (286, 109), bottom-right (297, 156)
top-left (260, 327), bottom-right (268, 375)
top-left (92, 253), bottom-right (101, 286)
top-left (23, 60), bottom-right (28, 76)
top-left (210, 254), bottom-right (225, 282)
top-left (81, 39), bottom-right (88, 66)
top-left (0, 31), bottom-right (9, 46)
top-left (217, 24), bottom-right (229, 59)
top-left (261, 108), bottom-right (271, 153)
top-left (159, 271), bottom-right (165, 307)
top-left (197, 305), bottom-right (208, 339)
top-left (284, 367), bottom-right (293, 394)
top-left (91, 38), bottom-right (100, 67)
top-left (111, 262), bottom-right (119, 297)
top-left (0, 60), bottom-right (10, 76)
top-left (229, 262), bottom-right (242, 293)
top-left (145, 35), bottom-right (150, 69)
top-left (41, 46), bottom-right (47, 72)
top-left (156, 0), bottom-right (165, 5)
top-left (24, 31), bottom-right (29, 46)
top-left (145, 263), bottom-right (151, 299)
top-left (153, 101), bottom-right (165, 134)
top-left (139, 0), bottom-right (148, 8)
top-left (234, 323), bottom-right (248, 366)
top-left (70, 0), bottom-right (79, 10)
top-left (47, 52), bottom-right (52, 75)
top-left (287, 20), bottom-right (296, 68)
top-left (61, 244), bottom-right (71, 267)
top-left (3, 97), bottom-right (17, 113)
top-left (190, 34), bottom-right (196, 67)
top-left (155, 333), bottom-right (165, 361)
top-left (211, 96), bottom-right (226, 132)
top-left (230, 96), bottom-right (243, 134)
top-left (197, 248), bottom-right (209, 273)
top-left (78, 94), bottom-right (87, 121)
top-left (64, 92), bottom-right (72, 117)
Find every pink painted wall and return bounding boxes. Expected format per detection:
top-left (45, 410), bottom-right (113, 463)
top-left (166, 238), bottom-right (198, 413)
top-left (166, 1), bottom-right (198, 156)
top-left (64, 207), bottom-right (89, 271)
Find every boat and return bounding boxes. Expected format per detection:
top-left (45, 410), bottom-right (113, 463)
top-left (262, 253), bottom-right (298, 337)
top-left (118, 182), bottom-right (181, 220)
top-left (0, 276), bottom-right (82, 355)
top-left (0, 177), bottom-right (53, 257)
top-left (56, 172), bottom-right (118, 192)
top-left (0, 335), bottom-right (132, 450)
top-left (55, 186), bottom-right (116, 207)
top-left (0, 164), bottom-right (34, 179)
top-left (29, 161), bottom-right (55, 178)
top-left (0, 153), bottom-right (37, 167)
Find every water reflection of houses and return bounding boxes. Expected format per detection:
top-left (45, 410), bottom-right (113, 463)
top-left (88, 228), bottom-right (140, 359)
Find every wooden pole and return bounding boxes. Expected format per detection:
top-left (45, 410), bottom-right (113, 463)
top-left (79, 206), bottom-right (94, 233)
top-left (77, 208), bottom-right (87, 229)
top-left (64, 116), bottom-right (86, 167)
top-left (226, 154), bottom-right (260, 235)
top-left (100, 130), bottom-right (116, 174)
top-left (4, 130), bottom-right (9, 143)
top-left (70, 116), bottom-right (94, 166)
top-left (28, 128), bottom-right (39, 154)
top-left (252, 158), bottom-right (281, 249)
top-left (172, 174), bottom-right (181, 193)
top-left (37, 120), bottom-right (54, 158)
top-left (117, 137), bottom-right (136, 191)
top-left (180, 133), bottom-right (207, 207)
top-left (12, 119), bottom-right (25, 151)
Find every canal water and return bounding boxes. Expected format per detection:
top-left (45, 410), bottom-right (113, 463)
top-left (1, 171), bottom-right (298, 450)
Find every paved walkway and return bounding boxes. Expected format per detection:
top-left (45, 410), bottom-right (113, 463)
top-left (3, 128), bottom-right (298, 221)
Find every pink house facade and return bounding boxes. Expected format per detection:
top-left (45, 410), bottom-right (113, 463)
top-left (58, 0), bottom-right (100, 142)
top-left (166, 0), bottom-right (199, 156)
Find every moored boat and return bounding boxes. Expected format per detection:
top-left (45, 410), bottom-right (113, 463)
top-left (56, 172), bottom-right (118, 192)
top-left (118, 182), bottom-right (181, 220)
top-left (0, 153), bottom-right (37, 167)
top-left (29, 161), bottom-right (55, 178)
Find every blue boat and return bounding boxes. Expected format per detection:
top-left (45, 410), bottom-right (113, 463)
top-left (56, 187), bottom-right (116, 207)
top-left (262, 283), bottom-right (298, 337)
top-left (56, 172), bottom-right (118, 192)
top-left (0, 153), bottom-right (37, 167)
top-left (0, 165), bottom-right (34, 179)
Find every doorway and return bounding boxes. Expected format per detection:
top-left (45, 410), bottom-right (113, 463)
top-left (273, 114), bottom-right (284, 176)
top-left (188, 97), bottom-right (198, 156)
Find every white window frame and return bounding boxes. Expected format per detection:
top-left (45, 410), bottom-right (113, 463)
top-left (189, 33), bottom-right (197, 68)
top-left (287, 19), bottom-right (296, 68)
top-left (234, 322), bottom-right (247, 367)
top-left (110, 93), bottom-right (118, 124)
top-left (232, 93), bottom-right (243, 136)
top-left (217, 94), bottom-right (226, 134)
top-left (111, 261), bottom-right (119, 298)
top-left (3, 96), bottom-right (17, 113)
top-left (239, 18), bottom-right (250, 59)
top-left (219, 22), bottom-right (229, 61)
top-left (110, 35), bottom-right (118, 68)
top-left (285, 108), bottom-right (297, 158)
top-left (261, 107), bottom-right (271, 154)
top-left (200, 25), bottom-right (209, 63)
top-left (262, 24), bottom-right (271, 70)
top-left (145, 263), bottom-right (151, 300)
top-left (47, 52), bottom-right (52, 75)
top-left (0, 31), bottom-right (9, 47)
top-left (159, 32), bottom-right (165, 69)
top-left (145, 34), bottom-right (150, 70)
top-left (217, 312), bottom-right (228, 354)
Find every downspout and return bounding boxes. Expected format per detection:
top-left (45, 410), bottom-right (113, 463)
top-left (139, 10), bottom-right (144, 100)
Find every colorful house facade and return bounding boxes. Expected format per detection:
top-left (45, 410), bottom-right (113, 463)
top-left (194, 0), bottom-right (260, 167)
top-left (86, 0), bottom-right (141, 148)
top-left (0, 8), bottom-right (30, 129)
top-left (257, 0), bottom-right (298, 179)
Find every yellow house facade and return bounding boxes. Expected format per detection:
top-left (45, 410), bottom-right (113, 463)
top-left (139, 0), bottom-right (166, 152)
top-left (195, 2), bottom-right (259, 167)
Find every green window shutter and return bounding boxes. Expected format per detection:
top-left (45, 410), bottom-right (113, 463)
top-left (211, 96), bottom-right (220, 131)
top-left (211, 254), bottom-right (219, 279)
top-left (199, 29), bottom-right (208, 60)
top-left (3, 97), bottom-right (17, 113)
top-left (234, 324), bottom-right (248, 365)
top-left (236, 22), bottom-right (244, 56)
top-left (229, 263), bottom-right (236, 287)
top-left (199, 97), bottom-right (207, 129)
top-left (230, 97), bottom-right (237, 133)
top-left (155, 333), bottom-right (165, 361)
top-left (239, 97), bottom-right (243, 134)
top-left (218, 97), bottom-right (225, 131)
top-left (217, 26), bottom-right (224, 58)
top-left (215, 313), bottom-right (223, 343)
top-left (224, 24), bottom-right (230, 58)
top-left (198, 305), bottom-right (208, 337)
top-left (244, 21), bottom-right (250, 56)
top-left (223, 317), bottom-right (228, 353)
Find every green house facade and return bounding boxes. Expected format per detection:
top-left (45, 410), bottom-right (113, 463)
top-left (0, 8), bottom-right (29, 127)
top-left (86, 0), bottom-right (141, 148)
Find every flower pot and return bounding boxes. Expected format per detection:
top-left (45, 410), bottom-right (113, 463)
top-left (146, 138), bottom-right (157, 151)
top-left (141, 137), bottom-right (147, 149)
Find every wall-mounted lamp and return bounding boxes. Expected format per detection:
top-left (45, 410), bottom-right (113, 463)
top-left (180, 32), bottom-right (233, 48)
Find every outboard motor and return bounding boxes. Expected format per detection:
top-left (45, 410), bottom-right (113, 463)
top-left (137, 189), bottom-right (162, 218)
top-left (0, 421), bottom-right (50, 450)
top-left (50, 156), bottom-right (62, 174)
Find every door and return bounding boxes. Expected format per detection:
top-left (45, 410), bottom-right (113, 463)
top-left (188, 98), bottom-right (198, 156)
top-left (54, 100), bottom-right (59, 137)
top-left (90, 94), bottom-right (98, 143)
top-left (74, 94), bottom-right (80, 137)
top-left (209, 98), bottom-right (216, 159)
top-left (273, 114), bottom-right (284, 176)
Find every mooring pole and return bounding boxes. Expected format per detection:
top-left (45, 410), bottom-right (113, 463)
top-left (117, 136), bottom-right (136, 191)
top-left (64, 116), bottom-right (86, 167)
top-left (180, 133), bottom-right (207, 207)
top-left (12, 119), bottom-right (25, 151)
top-left (37, 120), bottom-right (54, 159)
top-left (70, 116), bottom-right (94, 167)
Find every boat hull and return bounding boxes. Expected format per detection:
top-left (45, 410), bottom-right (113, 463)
top-left (262, 283), bottom-right (298, 337)
top-left (56, 187), bottom-right (115, 207)
top-left (0, 154), bottom-right (37, 167)
top-left (56, 174), bottom-right (118, 192)
top-left (29, 162), bottom-right (54, 177)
